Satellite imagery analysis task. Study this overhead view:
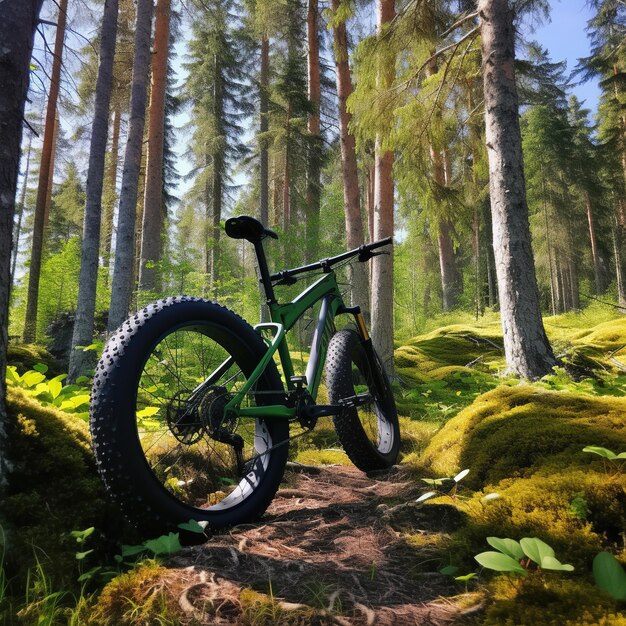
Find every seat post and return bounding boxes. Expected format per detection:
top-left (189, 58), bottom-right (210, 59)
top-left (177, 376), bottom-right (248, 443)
top-left (254, 240), bottom-right (277, 305)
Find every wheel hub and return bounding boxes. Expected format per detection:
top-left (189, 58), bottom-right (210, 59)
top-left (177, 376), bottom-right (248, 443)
top-left (166, 390), bottom-right (203, 444)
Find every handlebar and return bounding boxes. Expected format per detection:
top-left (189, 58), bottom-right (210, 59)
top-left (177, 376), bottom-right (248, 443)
top-left (270, 237), bottom-right (392, 285)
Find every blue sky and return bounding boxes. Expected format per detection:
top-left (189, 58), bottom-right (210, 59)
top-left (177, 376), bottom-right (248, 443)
top-left (526, 0), bottom-right (600, 112)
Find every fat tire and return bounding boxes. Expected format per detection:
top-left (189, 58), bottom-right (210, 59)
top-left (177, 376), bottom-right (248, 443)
top-left (90, 296), bottom-right (289, 536)
top-left (326, 329), bottom-right (400, 471)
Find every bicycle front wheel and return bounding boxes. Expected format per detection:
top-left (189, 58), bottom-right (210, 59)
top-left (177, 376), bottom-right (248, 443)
top-left (90, 297), bottom-right (289, 535)
top-left (326, 329), bottom-right (400, 471)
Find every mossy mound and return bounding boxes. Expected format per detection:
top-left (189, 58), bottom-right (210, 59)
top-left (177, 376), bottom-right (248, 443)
top-left (480, 576), bottom-right (626, 625)
top-left (396, 324), bottom-right (504, 374)
top-left (3, 387), bottom-right (121, 588)
top-left (564, 318), bottom-right (626, 370)
top-left (7, 343), bottom-right (63, 377)
top-left (421, 385), bottom-right (626, 487)
top-left (415, 383), bottom-right (626, 621)
top-left (84, 561), bottom-right (180, 625)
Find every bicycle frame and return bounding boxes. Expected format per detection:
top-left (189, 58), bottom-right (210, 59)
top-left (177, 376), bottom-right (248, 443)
top-left (221, 271), bottom-right (354, 421)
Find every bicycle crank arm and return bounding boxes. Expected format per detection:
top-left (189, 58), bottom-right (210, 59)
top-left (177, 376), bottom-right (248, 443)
top-left (302, 393), bottom-right (373, 419)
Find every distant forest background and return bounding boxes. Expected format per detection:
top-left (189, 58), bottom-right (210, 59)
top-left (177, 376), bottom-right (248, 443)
top-left (5, 0), bottom-right (625, 377)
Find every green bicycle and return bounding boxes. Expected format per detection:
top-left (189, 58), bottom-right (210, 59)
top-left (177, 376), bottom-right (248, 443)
top-left (90, 215), bottom-right (400, 534)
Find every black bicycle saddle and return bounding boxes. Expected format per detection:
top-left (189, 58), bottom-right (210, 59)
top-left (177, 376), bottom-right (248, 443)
top-left (224, 215), bottom-right (278, 243)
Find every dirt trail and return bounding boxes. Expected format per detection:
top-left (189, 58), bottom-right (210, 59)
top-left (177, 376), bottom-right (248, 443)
top-left (164, 464), bottom-right (476, 625)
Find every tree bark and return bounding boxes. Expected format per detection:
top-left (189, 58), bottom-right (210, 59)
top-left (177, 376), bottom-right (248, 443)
top-left (23, 0), bottom-right (68, 342)
top-left (209, 53), bottom-right (223, 296)
top-left (11, 133), bottom-right (33, 288)
top-left (43, 111), bottom-right (59, 229)
top-left (68, 0), bottom-right (119, 381)
top-left (306, 0), bottom-right (322, 262)
top-left (259, 35), bottom-right (270, 322)
top-left (430, 146), bottom-right (461, 311)
top-left (479, 0), bottom-right (555, 379)
top-left (0, 0), bottom-right (45, 488)
top-left (437, 220), bottom-right (461, 311)
top-left (259, 35), bottom-right (270, 227)
top-left (613, 217), bottom-right (626, 309)
top-left (102, 106), bottom-right (121, 281)
top-left (370, 0), bottom-right (395, 375)
top-left (108, 0), bottom-right (154, 332)
top-left (139, 0), bottom-right (171, 292)
top-left (584, 191), bottom-right (604, 294)
top-left (331, 0), bottom-right (369, 317)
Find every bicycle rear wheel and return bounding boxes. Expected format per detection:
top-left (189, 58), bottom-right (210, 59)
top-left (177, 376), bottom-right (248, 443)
top-left (90, 297), bottom-right (289, 535)
top-left (326, 329), bottom-right (400, 471)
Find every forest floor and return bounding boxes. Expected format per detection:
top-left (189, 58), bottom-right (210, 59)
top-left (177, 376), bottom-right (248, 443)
top-left (3, 302), bottom-right (626, 625)
top-left (159, 463), bottom-right (473, 625)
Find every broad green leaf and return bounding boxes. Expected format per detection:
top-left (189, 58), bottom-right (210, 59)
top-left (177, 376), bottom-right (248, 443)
top-left (440, 565), bottom-right (459, 576)
top-left (5, 366), bottom-right (20, 383)
top-left (616, 452), bottom-right (626, 459)
top-left (582, 446), bottom-right (617, 460)
top-left (78, 566), bottom-right (102, 582)
top-left (76, 376), bottom-right (90, 384)
top-left (137, 406), bottom-right (161, 418)
top-left (22, 371), bottom-right (45, 388)
top-left (593, 552), bottom-right (626, 601)
top-left (33, 382), bottom-right (50, 397)
top-left (70, 394), bottom-right (91, 408)
top-left (520, 537), bottom-right (555, 566)
top-left (59, 400), bottom-right (75, 411)
top-left (416, 491), bottom-right (437, 502)
top-left (540, 556), bottom-right (574, 571)
top-left (48, 378), bottom-right (62, 399)
top-left (455, 573), bottom-right (477, 582)
top-left (178, 519), bottom-right (207, 534)
top-left (75, 549), bottom-right (94, 560)
top-left (78, 343), bottom-right (100, 352)
top-left (32, 363), bottom-right (48, 374)
top-left (121, 544), bottom-right (145, 557)
top-left (475, 551), bottom-right (527, 575)
top-left (487, 537), bottom-right (524, 561)
top-left (59, 384), bottom-right (80, 396)
top-left (138, 418), bottom-right (161, 430)
top-left (453, 469), bottom-right (470, 483)
top-left (70, 527), bottom-right (95, 543)
top-left (144, 532), bottom-right (182, 555)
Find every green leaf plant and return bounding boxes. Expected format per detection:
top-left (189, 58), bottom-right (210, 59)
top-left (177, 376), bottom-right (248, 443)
top-left (6, 364), bottom-right (91, 420)
top-left (475, 537), bottom-right (574, 577)
top-left (583, 446), bottom-right (626, 476)
top-left (416, 469), bottom-right (499, 504)
top-left (593, 552), bottom-right (626, 601)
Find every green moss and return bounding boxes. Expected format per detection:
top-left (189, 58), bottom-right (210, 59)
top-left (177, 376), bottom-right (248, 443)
top-left (399, 324), bottom-right (504, 374)
top-left (294, 448), bottom-right (349, 466)
top-left (3, 388), bottom-right (120, 589)
top-left (7, 344), bottom-right (63, 377)
top-left (481, 576), bottom-right (626, 625)
top-left (421, 385), bottom-right (626, 487)
top-left (411, 382), bottom-right (626, 622)
top-left (85, 562), bottom-right (180, 626)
